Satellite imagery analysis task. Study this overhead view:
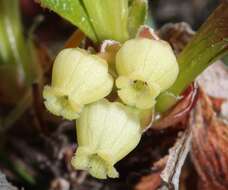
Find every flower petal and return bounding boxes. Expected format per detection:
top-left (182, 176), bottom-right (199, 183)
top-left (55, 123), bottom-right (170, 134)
top-left (72, 99), bottom-right (142, 178)
top-left (43, 48), bottom-right (114, 120)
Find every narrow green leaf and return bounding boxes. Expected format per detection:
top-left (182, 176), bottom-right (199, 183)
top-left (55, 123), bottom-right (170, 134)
top-left (0, 153), bottom-right (36, 185)
top-left (156, 2), bottom-right (228, 112)
top-left (128, 0), bottom-right (148, 37)
top-left (0, 0), bottom-right (24, 65)
top-left (13, 160), bottom-right (36, 185)
top-left (40, 0), bottom-right (97, 42)
top-left (223, 54), bottom-right (228, 65)
top-left (0, 0), bottom-right (36, 84)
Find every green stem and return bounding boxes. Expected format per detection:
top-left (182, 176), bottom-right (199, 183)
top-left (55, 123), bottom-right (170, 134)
top-left (0, 90), bottom-right (32, 131)
top-left (156, 2), bottom-right (228, 112)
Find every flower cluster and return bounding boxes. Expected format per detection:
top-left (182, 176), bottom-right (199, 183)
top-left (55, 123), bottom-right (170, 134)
top-left (43, 36), bottom-right (179, 179)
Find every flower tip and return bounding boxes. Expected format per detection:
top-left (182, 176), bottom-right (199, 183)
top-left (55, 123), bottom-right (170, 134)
top-left (115, 38), bottom-right (179, 109)
top-left (43, 86), bottom-right (82, 120)
top-left (71, 99), bottom-right (142, 179)
top-left (116, 75), bottom-right (160, 109)
top-left (71, 148), bottom-right (119, 179)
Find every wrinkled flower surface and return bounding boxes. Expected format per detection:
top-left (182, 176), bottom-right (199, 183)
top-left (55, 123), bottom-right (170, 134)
top-left (116, 38), bottom-right (179, 109)
top-left (71, 99), bottom-right (142, 179)
top-left (43, 48), bottom-right (113, 120)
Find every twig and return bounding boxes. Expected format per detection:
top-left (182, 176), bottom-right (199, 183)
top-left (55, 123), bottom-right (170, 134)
top-left (32, 83), bottom-right (48, 134)
top-left (64, 30), bottom-right (85, 48)
top-left (0, 90), bottom-right (32, 132)
top-left (159, 122), bottom-right (193, 190)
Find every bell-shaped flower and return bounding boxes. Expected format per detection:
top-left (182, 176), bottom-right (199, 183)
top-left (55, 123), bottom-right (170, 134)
top-left (43, 48), bottom-right (113, 120)
top-left (71, 99), bottom-right (142, 179)
top-left (115, 38), bottom-right (179, 109)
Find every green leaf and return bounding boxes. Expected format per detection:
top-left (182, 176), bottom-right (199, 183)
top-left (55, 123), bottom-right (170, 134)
top-left (40, 0), bottom-right (131, 42)
top-left (0, 153), bottom-right (36, 185)
top-left (128, 0), bottom-right (148, 37)
top-left (82, 0), bottom-right (129, 42)
top-left (223, 54), bottom-right (228, 66)
top-left (0, 0), bottom-right (24, 65)
top-left (0, 0), bottom-right (38, 84)
top-left (40, 0), bottom-right (97, 42)
top-left (156, 2), bottom-right (228, 112)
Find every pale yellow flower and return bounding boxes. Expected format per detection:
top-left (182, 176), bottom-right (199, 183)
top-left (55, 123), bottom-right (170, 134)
top-left (43, 48), bottom-right (113, 120)
top-left (71, 99), bottom-right (142, 179)
top-left (115, 38), bottom-right (179, 109)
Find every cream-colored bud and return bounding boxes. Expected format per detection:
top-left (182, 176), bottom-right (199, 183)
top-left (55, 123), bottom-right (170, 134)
top-left (115, 38), bottom-right (179, 109)
top-left (43, 48), bottom-right (113, 120)
top-left (71, 99), bottom-right (142, 179)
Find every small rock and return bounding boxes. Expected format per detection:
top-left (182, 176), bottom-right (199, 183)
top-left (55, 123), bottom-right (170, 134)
top-left (0, 172), bottom-right (18, 190)
top-left (50, 178), bottom-right (70, 190)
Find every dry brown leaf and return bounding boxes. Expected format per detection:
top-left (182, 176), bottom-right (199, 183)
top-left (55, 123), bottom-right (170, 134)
top-left (190, 89), bottom-right (228, 190)
top-left (158, 22), bottom-right (195, 54)
top-left (197, 61), bottom-right (228, 99)
top-left (153, 83), bottom-right (198, 130)
top-left (134, 157), bottom-right (167, 190)
top-left (137, 25), bottom-right (160, 40)
top-left (135, 123), bottom-right (193, 190)
top-left (135, 172), bottom-right (162, 190)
